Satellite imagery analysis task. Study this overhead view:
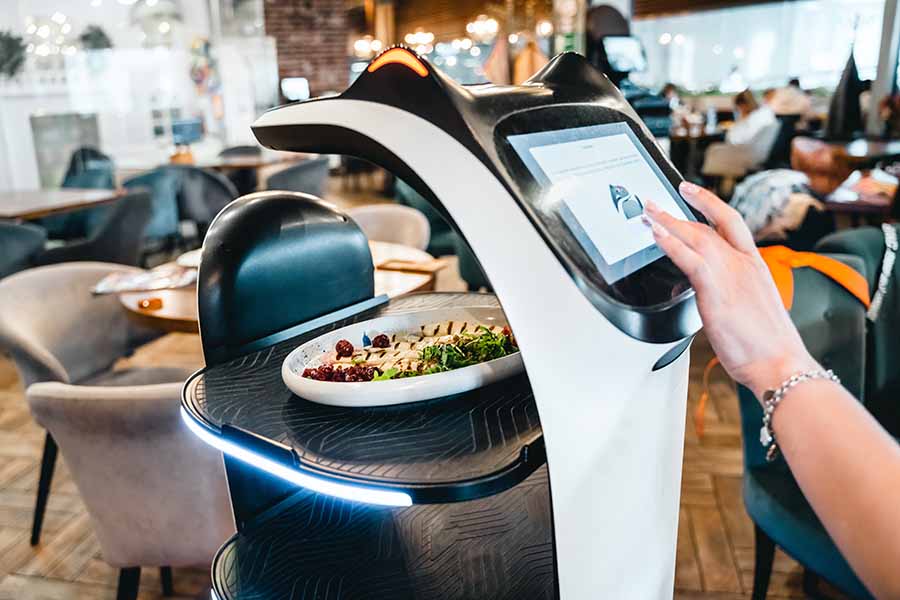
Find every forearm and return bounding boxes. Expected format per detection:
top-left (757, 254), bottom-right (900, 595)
top-left (772, 379), bottom-right (900, 598)
top-left (643, 184), bottom-right (900, 596)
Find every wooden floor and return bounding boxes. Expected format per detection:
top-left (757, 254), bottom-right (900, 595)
top-left (676, 334), bottom-right (808, 600)
top-left (0, 175), bottom-right (831, 598)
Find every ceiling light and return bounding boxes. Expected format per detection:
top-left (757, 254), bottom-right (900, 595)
top-left (536, 20), bottom-right (553, 37)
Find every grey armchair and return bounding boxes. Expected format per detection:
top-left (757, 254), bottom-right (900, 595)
top-left (266, 156), bottom-right (330, 198)
top-left (0, 262), bottom-right (187, 548)
top-left (0, 223), bottom-right (46, 279)
top-left (27, 381), bottom-right (234, 600)
top-left (35, 191), bottom-right (153, 267)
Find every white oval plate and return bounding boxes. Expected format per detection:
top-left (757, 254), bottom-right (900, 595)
top-left (281, 306), bottom-right (523, 407)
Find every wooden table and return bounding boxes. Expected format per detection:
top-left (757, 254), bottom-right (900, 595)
top-left (0, 188), bottom-right (125, 220)
top-left (197, 152), bottom-right (306, 172)
top-left (824, 195), bottom-right (894, 226)
top-left (838, 139), bottom-right (900, 168)
top-left (669, 128), bottom-right (727, 181)
top-left (668, 128), bottom-right (727, 144)
top-left (119, 241), bottom-right (438, 333)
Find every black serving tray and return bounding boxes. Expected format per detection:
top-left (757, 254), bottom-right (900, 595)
top-left (183, 293), bottom-right (546, 503)
top-left (212, 465), bottom-right (557, 600)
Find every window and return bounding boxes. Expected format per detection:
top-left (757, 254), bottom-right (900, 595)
top-left (631, 0), bottom-right (885, 93)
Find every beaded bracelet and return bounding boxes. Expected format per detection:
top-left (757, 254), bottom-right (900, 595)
top-left (760, 369), bottom-right (840, 462)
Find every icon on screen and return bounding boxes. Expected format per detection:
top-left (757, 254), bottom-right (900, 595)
top-left (609, 185), bottom-right (645, 220)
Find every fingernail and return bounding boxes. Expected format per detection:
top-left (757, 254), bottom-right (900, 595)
top-left (644, 200), bottom-right (660, 214)
top-left (679, 181), bottom-right (700, 195)
top-left (641, 214), bottom-right (652, 227)
top-left (651, 220), bottom-right (669, 238)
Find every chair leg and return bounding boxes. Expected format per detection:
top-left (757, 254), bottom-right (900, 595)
top-left (160, 566), bottom-right (174, 596)
top-left (802, 569), bottom-right (820, 597)
top-left (116, 567), bottom-right (141, 600)
top-left (752, 524), bottom-right (776, 600)
top-left (30, 433), bottom-right (58, 546)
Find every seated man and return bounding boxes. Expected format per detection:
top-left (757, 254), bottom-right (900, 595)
top-left (702, 89), bottom-right (780, 179)
top-left (768, 77), bottom-right (813, 117)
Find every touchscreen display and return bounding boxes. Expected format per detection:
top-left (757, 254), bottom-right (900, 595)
top-left (507, 122), bottom-right (694, 283)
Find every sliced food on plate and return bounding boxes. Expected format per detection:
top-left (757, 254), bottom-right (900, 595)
top-left (302, 321), bottom-right (518, 383)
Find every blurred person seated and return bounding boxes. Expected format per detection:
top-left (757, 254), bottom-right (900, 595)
top-left (730, 169), bottom-right (833, 250)
top-left (859, 79), bottom-right (873, 124)
top-left (661, 82), bottom-right (681, 110)
top-left (769, 77), bottom-right (812, 116)
top-left (702, 89), bottom-right (780, 179)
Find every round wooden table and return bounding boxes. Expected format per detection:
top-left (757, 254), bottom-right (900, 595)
top-left (119, 241), bottom-right (436, 333)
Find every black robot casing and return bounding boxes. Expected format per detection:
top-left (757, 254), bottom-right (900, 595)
top-left (253, 47), bottom-right (702, 344)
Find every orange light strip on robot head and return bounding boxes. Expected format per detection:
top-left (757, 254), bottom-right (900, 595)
top-left (367, 48), bottom-right (428, 77)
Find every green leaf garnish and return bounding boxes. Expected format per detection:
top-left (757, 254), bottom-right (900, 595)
top-left (372, 368), bottom-right (398, 381)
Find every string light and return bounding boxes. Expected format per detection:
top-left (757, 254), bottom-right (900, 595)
top-left (466, 15), bottom-right (499, 43)
top-left (536, 20), bottom-right (553, 37)
top-left (353, 35), bottom-right (384, 59)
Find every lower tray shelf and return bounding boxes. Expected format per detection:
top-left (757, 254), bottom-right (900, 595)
top-left (212, 465), bottom-right (557, 600)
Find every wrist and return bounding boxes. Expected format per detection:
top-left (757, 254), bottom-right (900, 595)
top-left (745, 352), bottom-right (821, 402)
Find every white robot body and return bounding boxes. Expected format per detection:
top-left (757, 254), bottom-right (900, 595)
top-left (254, 98), bottom-right (692, 598)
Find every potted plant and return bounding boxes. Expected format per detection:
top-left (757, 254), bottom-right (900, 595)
top-left (0, 30), bottom-right (26, 80)
top-left (79, 25), bottom-right (113, 50)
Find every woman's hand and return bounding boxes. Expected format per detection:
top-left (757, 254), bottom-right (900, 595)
top-left (644, 181), bottom-right (818, 399)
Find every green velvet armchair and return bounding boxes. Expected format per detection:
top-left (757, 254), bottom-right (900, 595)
top-left (738, 255), bottom-right (873, 599)
top-left (816, 225), bottom-right (900, 437)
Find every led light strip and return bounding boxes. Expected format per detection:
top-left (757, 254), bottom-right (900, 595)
top-left (181, 408), bottom-right (413, 507)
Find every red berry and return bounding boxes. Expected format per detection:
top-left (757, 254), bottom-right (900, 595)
top-left (372, 334), bottom-right (390, 348)
top-left (335, 339), bottom-right (354, 358)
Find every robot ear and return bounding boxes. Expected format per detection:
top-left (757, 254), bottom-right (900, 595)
top-left (525, 52), bottom-right (613, 91)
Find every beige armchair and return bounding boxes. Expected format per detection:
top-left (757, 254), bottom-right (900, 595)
top-left (0, 262), bottom-right (200, 552)
top-left (27, 381), bottom-right (233, 599)
top-left (347, 204), bottom-right (431, 251)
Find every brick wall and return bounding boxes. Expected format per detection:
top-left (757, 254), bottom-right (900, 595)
top-left (264, 0), bottom-right (350, 96)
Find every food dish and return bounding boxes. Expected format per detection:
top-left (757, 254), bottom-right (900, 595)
top-left (301, 320), bottom-right (517, 382)
top-left (281, 306), bottom-right (525, 407)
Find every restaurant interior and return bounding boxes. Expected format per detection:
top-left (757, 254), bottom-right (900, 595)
top-left (0, 0), bottom-right (898, 598)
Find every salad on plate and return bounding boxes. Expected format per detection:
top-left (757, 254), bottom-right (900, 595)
top-left (301, 321), bottom-right (518, 383)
